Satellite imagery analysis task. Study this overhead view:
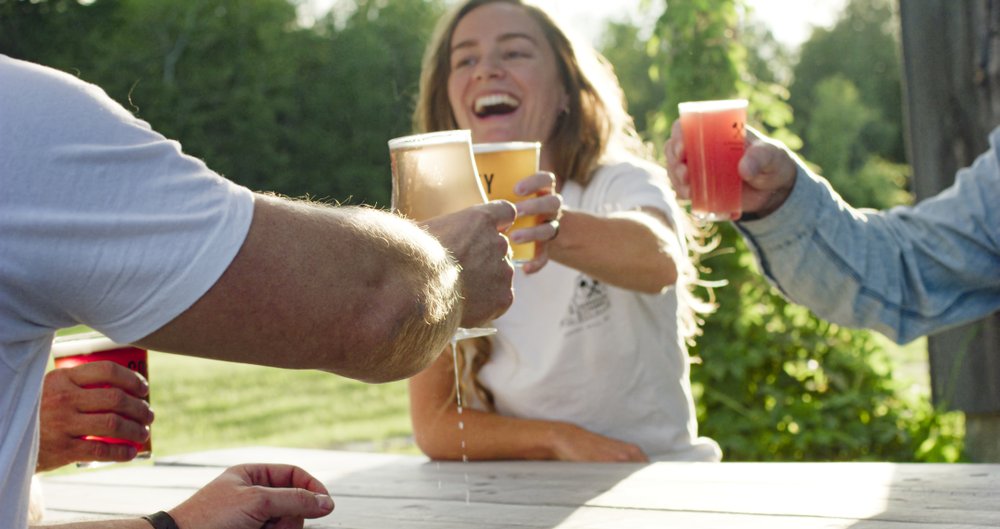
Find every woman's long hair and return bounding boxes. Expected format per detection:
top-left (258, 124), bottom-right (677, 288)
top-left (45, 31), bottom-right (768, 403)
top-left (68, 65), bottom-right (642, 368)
top-left (414, 0), bottom-right (714, 413)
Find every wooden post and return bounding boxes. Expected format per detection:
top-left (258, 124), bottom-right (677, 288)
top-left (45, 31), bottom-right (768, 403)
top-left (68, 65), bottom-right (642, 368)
top-left (898, 0), bottom-right (1000, 462)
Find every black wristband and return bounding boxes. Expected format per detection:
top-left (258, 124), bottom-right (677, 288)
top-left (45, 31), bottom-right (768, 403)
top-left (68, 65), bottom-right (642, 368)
top-left (142, 511), bottom-right (180, 529)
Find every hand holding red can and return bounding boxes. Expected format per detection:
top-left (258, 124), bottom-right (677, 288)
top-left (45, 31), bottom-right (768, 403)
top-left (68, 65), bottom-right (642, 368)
top-left (46, 333), bottom-right (154, 469)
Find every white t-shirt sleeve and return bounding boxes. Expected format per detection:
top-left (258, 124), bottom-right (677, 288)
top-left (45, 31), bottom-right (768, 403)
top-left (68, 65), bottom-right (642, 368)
top-left (0, 56), bottom-right (255, 344)
top-left (584, 159), bottom-right (676, 216)
top-left (582, 159), bottom-right (686, 251)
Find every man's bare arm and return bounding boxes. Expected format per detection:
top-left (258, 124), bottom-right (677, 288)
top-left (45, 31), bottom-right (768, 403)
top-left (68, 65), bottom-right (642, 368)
top-left (136, 194), bottom-right (463, 383)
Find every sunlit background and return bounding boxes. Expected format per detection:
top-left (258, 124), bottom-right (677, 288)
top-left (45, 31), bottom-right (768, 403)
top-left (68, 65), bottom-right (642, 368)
top-left (1, 0), bottom-right (964, 464)
top-left (297, 0), bottom-right (849, 48)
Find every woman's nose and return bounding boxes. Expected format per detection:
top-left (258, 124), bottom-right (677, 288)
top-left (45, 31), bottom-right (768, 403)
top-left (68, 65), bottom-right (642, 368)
top-left (473, 55), bottom-right (504, 80)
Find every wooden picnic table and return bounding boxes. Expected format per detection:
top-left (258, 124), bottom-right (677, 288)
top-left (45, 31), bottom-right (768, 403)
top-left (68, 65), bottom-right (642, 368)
top-left (39, 446), bottom-right (1000, 528)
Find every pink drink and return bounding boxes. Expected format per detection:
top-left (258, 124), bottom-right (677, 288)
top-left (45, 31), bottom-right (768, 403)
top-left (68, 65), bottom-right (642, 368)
top-left (678, 100), bottom-right (747, 221)
top-left (52, 333), bottom-right (152, 459)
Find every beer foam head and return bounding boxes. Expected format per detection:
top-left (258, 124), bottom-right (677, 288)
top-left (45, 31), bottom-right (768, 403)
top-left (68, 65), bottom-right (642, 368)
top-left (472, 141), bottom-right (541, 155)
top-left (678, 99), bottom-right (748, 114)
top-left (51, 331), bottom-right (125, 358)
top-left (388, 129), bottom-right (472, 151)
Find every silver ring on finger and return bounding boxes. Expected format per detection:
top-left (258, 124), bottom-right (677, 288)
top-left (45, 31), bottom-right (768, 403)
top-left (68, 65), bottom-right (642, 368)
top-left (548, 219), bottom-right (560, 241)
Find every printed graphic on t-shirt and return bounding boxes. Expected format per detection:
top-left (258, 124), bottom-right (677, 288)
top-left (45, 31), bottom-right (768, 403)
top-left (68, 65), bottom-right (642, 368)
top-left (561, 275), bottom-right (611, 332)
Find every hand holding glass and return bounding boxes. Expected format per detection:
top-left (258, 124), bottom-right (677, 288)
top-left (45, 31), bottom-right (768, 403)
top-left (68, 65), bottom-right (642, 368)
top-left (51, 332), bottom-right (152, 466)
top-left (388, 130), bottom-right (498, 341)
top-left (473, 142), bottom-right (541, 264)
top-left (678, 99), bottom-right (747, 221)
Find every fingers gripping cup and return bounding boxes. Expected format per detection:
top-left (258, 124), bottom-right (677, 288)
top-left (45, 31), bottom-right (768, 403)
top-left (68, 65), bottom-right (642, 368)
top-left (473, 142), bottom-right (541, 264)
top-left (51, 332), bottom-right (152, 465)
top-left (678, 99), bottom-right (748, 221)
top-left (388, 130), bottom-right (497, 342)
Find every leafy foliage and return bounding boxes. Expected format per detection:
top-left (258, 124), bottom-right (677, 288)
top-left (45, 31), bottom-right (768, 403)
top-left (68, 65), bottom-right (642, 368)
top-left (599, 20), bottom-right (663, 138)
top-left (790, 0), bottom-right (904, 163)
top-left (690, 227), bottom-right (962, 461)
top-left (646, 0), bottom-right (961, 461)
top-left (0, 0), bottom-right (444, 204)
top-left (787, 0), bottom-right (910, 212)
top-left (648, 0), bottom-right (797, 147)
top-left (806, 76), bottom-right (910, 208)
top-left (149, 352), bottom-right (415, 455)
top-left (4, 0), bottom-right (962, 462)
top-left (653, 0), bottom-right (743, 126)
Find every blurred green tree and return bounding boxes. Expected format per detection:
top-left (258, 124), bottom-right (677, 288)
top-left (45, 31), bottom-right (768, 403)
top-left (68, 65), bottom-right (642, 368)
top-left (805, 75), bottom-right (910, 208)
top-left (788, 0), bottom-right (909, 211)
top-left (1, 0), bottom-right (962, 461)
top-left (646, 0), bottom-right (961, 461)
top-left (599, 20), bottom-right (662, 139)
top-left (0, 0), bottom-right (443, 205)
top-left (0, 0), bottom-right (115, 64)
top-left (307, 0), bottom-right (446, 206)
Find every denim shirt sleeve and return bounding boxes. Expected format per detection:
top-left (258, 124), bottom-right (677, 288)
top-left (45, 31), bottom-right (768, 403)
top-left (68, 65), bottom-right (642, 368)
top-left (735, 129), bottom-right (1000, 344)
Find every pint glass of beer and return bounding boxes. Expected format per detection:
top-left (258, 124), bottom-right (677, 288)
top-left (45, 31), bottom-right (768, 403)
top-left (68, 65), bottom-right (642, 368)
top-left (51, 332), bottom-right (152, 466)
top-left (388, 130), bottom-right (497, 341)
top-left (473, 142), bottom-right (541, 263)
top-left (678, 99), bottom-right (748, 221)
top-left (388, 130), bottom-right (488, 222)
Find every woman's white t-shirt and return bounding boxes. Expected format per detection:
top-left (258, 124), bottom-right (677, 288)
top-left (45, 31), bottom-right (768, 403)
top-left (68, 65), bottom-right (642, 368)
top-left (480, 158), bottom-right (721, 462)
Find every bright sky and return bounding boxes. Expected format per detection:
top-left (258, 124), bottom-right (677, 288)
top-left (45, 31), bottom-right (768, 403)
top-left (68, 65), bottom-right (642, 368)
top-left (743, 0), bottom-right (849, 46)
top-left (300, 0), bottom-right (849, 49)
top-left (536, 0), bottom-right (849, 48)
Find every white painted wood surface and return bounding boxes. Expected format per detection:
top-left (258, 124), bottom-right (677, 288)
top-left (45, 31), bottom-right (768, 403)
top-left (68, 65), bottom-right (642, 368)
top-left (39, 447), bottom-right (1000, 528)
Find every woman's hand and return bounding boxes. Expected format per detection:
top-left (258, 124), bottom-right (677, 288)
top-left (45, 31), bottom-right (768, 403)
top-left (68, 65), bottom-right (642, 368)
top-left (549, 423), bottom-right (649, 463)
top-left (509, 171), bottom-right (562, 274)
top-left (168, 464), bottom-right (334, 529)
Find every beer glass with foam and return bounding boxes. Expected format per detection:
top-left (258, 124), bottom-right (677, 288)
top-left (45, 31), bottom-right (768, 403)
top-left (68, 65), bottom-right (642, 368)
top-left (473, 142), bottom-right (541, 264)
top-left (678, 99), bottom-right (748, 221)
top-left (388, 130), bottom-right (496, 340)
top-left (389, 130), bottom-right (489, 221)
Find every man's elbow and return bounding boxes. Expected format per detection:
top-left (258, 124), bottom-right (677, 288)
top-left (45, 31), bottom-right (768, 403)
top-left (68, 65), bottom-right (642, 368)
top-left (339, 280), bottom-right (462, 383)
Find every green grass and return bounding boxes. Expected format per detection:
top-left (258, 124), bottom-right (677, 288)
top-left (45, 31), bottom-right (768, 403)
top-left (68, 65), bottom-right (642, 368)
top-left (148, 352), bottom-right (419, 457)
top-left (51, 329), bottom-right (950, 464)
top-left (54, 326), bottom-right (419, 457)
top-left (147, 338), bottom-right (937, 458)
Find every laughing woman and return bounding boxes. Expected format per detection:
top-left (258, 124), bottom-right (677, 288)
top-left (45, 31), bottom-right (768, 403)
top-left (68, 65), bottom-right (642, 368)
top-left (408, 0), bottom-right (720, 462)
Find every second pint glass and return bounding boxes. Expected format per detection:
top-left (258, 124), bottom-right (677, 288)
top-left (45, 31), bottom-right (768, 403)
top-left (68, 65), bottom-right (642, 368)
top-left (473, 142), bottom-right (541, 263)
top-left (678, 99), bottom-right (747, 221)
